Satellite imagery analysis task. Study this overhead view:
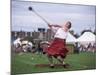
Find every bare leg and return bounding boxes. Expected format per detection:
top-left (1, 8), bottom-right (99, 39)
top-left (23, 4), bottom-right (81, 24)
top-left (57, 56), bottom-right (66, 68)
top-left (47, 55), bottom-right (54, 68)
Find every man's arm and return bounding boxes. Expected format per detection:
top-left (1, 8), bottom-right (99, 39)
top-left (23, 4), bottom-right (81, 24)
top-left (48, 24), bottom-right (62, 28)
top-left (48, 24), bottom-right (61, 33)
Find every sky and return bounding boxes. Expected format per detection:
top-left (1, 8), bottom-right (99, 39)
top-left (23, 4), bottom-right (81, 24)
top-left (11, 0), bottom-right (96, 34)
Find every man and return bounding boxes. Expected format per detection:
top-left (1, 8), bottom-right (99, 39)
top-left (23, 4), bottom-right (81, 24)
top-left (13, 37), bottom-right (22, 48)
top-left (13, 37), bottom-right (23, 53)
top-left (47, 21), bottom-right (72, 68)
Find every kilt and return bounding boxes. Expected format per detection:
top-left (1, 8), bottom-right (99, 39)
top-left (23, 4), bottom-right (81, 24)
top-left (47, 38), bottom-right (68, 58)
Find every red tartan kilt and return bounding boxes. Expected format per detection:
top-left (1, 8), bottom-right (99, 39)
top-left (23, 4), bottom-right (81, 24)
top-left (47, 38), bottom-right (68, 58)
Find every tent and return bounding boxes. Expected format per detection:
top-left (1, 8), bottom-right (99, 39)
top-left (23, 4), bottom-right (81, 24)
top-left (66, 32), bottom-right (77, 43)
top-left (76, 32), bottom-right (96, 52)
top-left (76, 32), bottom-right (95, 43)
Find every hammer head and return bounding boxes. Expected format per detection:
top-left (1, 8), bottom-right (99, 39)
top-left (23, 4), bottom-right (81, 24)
top-left (28, 6), bottom-right (33, 11)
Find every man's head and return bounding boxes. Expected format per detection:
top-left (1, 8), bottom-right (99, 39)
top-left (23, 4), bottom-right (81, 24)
top-left (65, 21), bottom-right (72, 29)
top-left (63, 21), bottom-right (72, 31)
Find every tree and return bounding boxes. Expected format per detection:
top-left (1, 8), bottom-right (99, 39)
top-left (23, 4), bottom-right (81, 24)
top-left (93, 29), bottom-right (96, 35)
top-left (74, 33), bottom-right (79, 38)
top-left (69, 30), bottom-right (75, 35)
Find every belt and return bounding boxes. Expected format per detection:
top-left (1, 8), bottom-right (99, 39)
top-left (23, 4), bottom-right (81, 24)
top-left (54, 38), bottom-right (65, 41)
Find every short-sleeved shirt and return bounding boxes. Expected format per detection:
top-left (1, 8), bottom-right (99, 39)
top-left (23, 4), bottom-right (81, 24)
top-left (54, 28), bottom-right (68, 39)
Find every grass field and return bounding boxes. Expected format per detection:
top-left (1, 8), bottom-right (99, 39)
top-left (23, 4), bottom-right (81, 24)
top-left (11, 52), bottom-right (96, 75)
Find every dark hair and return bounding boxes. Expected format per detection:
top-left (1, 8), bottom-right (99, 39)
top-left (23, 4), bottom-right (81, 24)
top-left (67, 21), bottom-right (72, 29)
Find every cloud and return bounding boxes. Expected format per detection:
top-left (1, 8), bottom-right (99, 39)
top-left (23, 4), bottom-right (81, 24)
top-left (12, 12), bottom-right (95, 25)
top-left (11, 0), bottom-right (96, 33)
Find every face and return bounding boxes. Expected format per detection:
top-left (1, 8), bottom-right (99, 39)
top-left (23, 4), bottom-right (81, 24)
top-left (63, 22), bottom-right (70, 30)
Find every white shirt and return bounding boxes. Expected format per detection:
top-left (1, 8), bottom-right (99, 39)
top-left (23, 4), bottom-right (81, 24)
top-left (21, 41), bottom-right (28, 45)
top-left (54, 28), bottom-right (68, 39)
top-left (13, 38), bottom-right (21, 45)
top-left (52, 26), bottom-right (59, 33)
top-left (13, 38), bottom-right (22, 48)
top-left (28, 42), bottom-right (33, 47)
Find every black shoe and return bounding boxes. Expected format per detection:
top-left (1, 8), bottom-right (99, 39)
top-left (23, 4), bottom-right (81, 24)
top-left (63, 64), bottom-right (66, 68)
top-left (50, 65), bottom-right (54, 68)
top-left (43, 52), bottom-right (46, 54)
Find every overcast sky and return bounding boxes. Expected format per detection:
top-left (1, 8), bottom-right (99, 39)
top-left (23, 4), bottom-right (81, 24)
top-left (12, 0), bottom-right (96, 34)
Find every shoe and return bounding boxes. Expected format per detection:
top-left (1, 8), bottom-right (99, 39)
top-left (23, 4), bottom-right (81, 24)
top-left (62, 64), bottom-right (66, 68)
top-left (50, 64), bottom-right (54, 68)
top-left (50, 65), bottom-right (54, 68)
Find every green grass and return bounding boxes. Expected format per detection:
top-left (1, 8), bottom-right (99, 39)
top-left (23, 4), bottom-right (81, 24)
top-left (11, 52), bottom-right (96, 75)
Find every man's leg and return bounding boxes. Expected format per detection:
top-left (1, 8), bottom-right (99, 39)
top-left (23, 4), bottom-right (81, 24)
top-left (56, 56), bottom-right (66, 68)
top-left (47, 55), bottom-right (54, 68)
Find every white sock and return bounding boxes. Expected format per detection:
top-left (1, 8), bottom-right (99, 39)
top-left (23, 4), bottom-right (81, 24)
top-left (50, 64), bottom-right (54, 66)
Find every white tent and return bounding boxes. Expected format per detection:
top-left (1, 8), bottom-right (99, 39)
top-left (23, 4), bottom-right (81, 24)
top-left (76, 32), bottom-right (96, 52)
top-left (66, 32), bottom-right (77, 43)
top-left (76, 32), bottom-right (95, 42)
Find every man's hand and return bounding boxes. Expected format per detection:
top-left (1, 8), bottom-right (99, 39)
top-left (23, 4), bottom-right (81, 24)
top-left (48, 24), bottom-right (62, 28)
top-left (48, 24), bottom-right (52, 28)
